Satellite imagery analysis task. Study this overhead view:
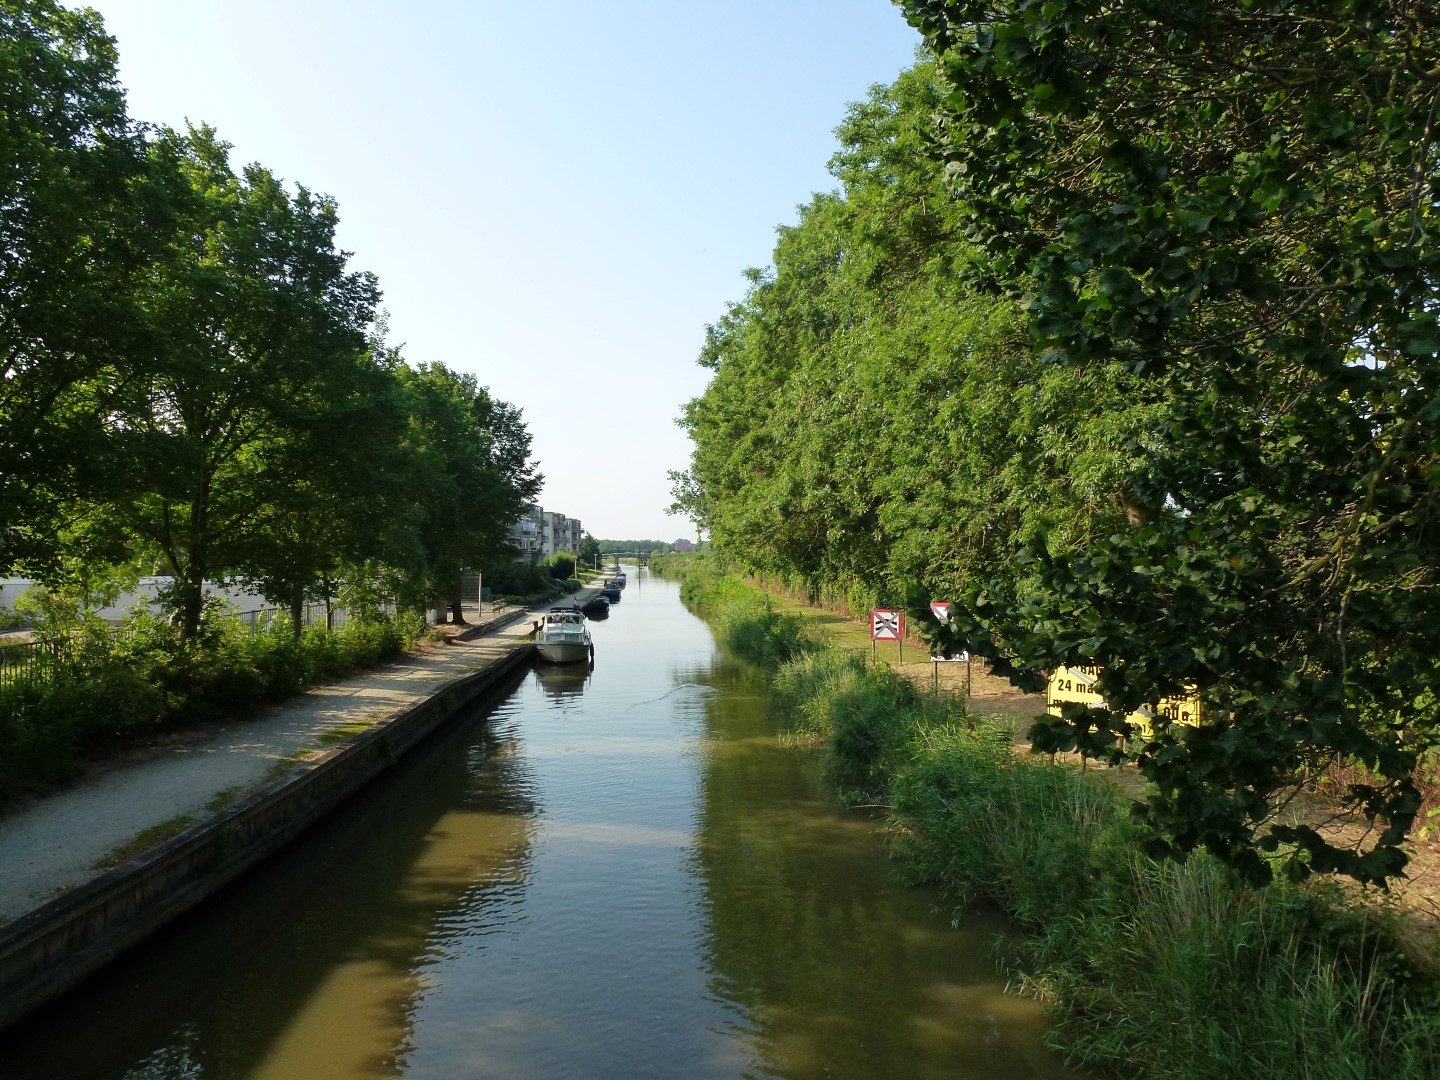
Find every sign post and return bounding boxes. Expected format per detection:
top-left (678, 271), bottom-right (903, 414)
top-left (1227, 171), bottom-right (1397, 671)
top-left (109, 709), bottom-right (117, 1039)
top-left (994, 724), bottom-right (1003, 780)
top-left (870, 609), bottom-right (902, 664)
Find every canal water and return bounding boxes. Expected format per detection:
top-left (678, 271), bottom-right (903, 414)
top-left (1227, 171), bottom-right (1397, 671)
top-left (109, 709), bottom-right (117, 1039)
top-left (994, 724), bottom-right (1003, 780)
top-left (0, 574), bottom-right (1083, 1079)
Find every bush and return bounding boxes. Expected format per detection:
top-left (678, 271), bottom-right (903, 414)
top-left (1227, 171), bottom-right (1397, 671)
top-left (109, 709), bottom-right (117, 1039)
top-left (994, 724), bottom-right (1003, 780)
top-left (679, 569), bottom-right (819, 666)
top-left (772, 650), bottom-right (947, 800)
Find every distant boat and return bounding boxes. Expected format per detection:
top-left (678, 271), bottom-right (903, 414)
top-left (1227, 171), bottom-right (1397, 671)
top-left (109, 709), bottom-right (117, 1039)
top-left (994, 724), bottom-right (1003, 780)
top-left (535, 607), bottom-right (593, 664)
top-left (613, 573), bottom-right (627, 589)
top-left (601, 583), bottom-right (621, 603)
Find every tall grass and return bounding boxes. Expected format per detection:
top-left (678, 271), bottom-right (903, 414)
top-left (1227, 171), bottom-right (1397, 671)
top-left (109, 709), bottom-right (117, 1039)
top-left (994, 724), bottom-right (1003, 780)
top-left (881, 699), bottom-right (1440, 1077)
top-left (690, 572), bottom-right (1440, 1078)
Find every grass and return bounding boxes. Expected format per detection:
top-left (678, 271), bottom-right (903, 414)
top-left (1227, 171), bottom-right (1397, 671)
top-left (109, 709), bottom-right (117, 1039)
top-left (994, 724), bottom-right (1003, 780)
top-left (318, 719), bottom-right (378, 745)
top-left (204, 785), bottom-right (246, 813)
top-left (92, 814), bottom-right (197, 871)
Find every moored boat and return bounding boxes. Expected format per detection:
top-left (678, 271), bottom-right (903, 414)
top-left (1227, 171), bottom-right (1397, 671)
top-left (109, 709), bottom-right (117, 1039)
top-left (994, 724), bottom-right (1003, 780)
top-left (535, 607), bottom-right (594, 664)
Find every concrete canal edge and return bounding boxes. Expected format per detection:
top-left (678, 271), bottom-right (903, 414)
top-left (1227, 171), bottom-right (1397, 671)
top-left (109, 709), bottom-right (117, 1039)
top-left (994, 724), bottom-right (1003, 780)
top-left (0, 627), bottom-right (536, 1032)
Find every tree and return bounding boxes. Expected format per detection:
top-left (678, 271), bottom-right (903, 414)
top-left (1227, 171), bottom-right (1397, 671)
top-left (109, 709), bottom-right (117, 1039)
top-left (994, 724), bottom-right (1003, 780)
top-left (101, 126), bottom-right (381, 644)
top-left (900, 0), bottom-right (1440, 885)
top-left (0, 1), bottom-right (159, 572)
top-left (578, 532), bottom-right (601, 569)
top-left (678, 62), bottom-right (1153, 610)
top-left (396, 363), bottom-right (540, 622)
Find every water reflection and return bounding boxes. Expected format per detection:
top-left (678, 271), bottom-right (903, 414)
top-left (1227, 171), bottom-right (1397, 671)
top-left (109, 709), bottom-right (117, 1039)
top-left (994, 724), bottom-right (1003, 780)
top-left (0, 668), bottom-right (538, 1080)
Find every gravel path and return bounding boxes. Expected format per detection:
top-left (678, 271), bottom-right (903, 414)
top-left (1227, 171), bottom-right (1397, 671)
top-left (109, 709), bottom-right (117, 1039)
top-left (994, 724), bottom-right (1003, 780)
top-left (0, 601), bottom-right (556, 926)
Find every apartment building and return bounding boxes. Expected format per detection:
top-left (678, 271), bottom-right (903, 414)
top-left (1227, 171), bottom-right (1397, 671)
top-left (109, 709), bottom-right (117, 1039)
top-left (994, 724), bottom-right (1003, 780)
top-left (506, 506), bottom-right (584, 563)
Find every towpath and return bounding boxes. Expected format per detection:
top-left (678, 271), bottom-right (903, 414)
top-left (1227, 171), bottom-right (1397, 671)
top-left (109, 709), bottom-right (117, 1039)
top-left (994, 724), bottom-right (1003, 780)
top-left (0, 594), bottom-right (583, 926)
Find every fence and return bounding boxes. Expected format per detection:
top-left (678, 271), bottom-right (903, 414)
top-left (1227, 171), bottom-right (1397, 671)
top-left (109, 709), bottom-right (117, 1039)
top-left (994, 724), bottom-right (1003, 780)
top-left (232, 601), bottom-right (395, 634)
top-left (0, 639), bottom-right (57, 689)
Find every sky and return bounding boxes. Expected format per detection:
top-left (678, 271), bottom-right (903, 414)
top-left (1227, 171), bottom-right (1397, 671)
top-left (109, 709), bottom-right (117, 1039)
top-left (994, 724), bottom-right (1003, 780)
top-left (82, 1), bottom-right (924, 542)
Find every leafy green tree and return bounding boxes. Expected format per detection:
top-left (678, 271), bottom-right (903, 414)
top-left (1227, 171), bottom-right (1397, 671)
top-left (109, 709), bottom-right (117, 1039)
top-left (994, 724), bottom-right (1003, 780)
top-left (0, 1), bottom-right (159, 572)
top-left (679, 62), bottom-right (1153, 610)
top-left (396, 362), bottom-right (540, 622)
top-left (228, 344), bottom-right (411, 633)
top-left (900, 0), bottom-right (1440, 884)
top-left (578, 532), bottom-right (601, 570)
top-left (101, 126), bottom-right (381, 644)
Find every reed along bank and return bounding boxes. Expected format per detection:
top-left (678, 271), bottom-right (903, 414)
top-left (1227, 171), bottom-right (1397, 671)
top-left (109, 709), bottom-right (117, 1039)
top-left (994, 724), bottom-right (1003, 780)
top-left (666, 559), bottom-right (1440, 1080)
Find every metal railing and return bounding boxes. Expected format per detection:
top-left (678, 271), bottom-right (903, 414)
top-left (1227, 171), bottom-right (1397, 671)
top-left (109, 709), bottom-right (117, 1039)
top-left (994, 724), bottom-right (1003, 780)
top-left (0, 638), bottom-right (57, 689)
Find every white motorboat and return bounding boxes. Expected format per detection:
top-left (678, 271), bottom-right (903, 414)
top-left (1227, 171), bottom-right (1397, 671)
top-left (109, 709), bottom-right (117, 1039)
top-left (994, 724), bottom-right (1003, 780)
top-left (535, 607), bottom-right (593, 664)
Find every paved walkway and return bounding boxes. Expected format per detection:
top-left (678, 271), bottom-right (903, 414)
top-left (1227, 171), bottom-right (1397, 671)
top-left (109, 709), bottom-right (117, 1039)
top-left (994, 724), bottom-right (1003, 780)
top-left (0, 594), bottom-right (584, 926)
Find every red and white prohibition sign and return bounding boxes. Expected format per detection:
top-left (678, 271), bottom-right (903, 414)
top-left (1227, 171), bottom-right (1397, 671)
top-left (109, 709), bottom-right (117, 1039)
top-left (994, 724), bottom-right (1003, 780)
top-left (871, 609), bottom-right (903, 641)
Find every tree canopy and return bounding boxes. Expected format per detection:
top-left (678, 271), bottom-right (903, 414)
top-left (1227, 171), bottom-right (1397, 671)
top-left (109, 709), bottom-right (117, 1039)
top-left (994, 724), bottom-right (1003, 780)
top-left (897, 0), bottom-right (1440, 885)
top-left (0, 1), bottom-right (540, 640)
top-left (682, 2), bottom-right (1440, 885)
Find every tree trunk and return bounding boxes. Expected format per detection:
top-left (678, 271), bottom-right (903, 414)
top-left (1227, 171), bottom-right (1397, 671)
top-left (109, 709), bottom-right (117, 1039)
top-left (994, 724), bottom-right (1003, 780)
top-left (1119, 481), bottom-right (1161, 530)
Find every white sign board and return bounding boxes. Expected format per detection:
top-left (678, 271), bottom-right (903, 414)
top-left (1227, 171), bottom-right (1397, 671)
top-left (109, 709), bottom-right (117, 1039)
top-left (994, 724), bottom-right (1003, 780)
top-left (870, 609), bottom-right (903, 641)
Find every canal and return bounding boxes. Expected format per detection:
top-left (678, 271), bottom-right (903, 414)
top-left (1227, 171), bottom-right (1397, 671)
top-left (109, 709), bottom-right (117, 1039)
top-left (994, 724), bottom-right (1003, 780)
top-left (0, 573), bottom-right (1083, 1079)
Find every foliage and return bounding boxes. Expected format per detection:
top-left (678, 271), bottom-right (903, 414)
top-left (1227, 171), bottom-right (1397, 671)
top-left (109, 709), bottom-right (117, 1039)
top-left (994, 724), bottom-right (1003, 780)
top-left (539, 552), bottom-right (576, 581)
top-left (596, 539), bottom-right (677, 556)
top-left (0, 4), bottom-right (542, 652)
top-left (899, 0), bottom-right (1440, 885)
top-left (577, 532), bottom-right (601, 569)
top-left (675, 564), bottom-right (818, 667)
top-left (678, 61), bottom-right (1156, 616)
top-left (888, 722), bottom-right (1440, 1078)
top-left (396, 361), bottom-right (541, 613)
top-left (0, 0), bottom-right (159, 572)
top-left (90, 125), bottom-right (385, 643)
top-left (772, 649), bottom-right (945, 801)
top-left (483, 561), bottom-right (552, 600)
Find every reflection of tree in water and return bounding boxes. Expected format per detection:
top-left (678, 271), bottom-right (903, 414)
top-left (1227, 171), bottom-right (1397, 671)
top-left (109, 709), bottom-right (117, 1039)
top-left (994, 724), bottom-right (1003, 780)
top-left (2, 671), bottom-right (543, 1080)
top-left (684, 650), bottom-right (1078, 1080)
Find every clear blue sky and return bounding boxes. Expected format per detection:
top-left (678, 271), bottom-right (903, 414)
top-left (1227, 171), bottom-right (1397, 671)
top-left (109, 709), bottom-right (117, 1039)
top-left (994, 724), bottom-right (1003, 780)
top-left (84, 1), bottom-right (924, 542)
